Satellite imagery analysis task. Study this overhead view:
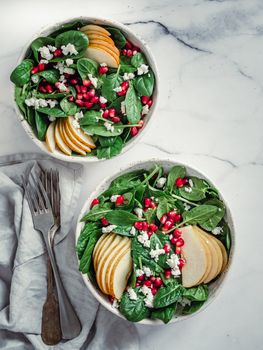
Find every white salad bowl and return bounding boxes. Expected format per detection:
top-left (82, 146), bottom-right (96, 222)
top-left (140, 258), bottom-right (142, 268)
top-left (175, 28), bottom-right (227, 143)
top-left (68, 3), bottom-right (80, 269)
top-left (75, 158), bottom-right (235, 325)
top-left (13, 17), bottom-right (159, 163)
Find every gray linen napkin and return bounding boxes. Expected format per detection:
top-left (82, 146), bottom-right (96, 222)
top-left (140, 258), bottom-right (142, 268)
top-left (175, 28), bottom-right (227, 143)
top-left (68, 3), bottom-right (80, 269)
top-left (0, 153), bottom-right (139, 350)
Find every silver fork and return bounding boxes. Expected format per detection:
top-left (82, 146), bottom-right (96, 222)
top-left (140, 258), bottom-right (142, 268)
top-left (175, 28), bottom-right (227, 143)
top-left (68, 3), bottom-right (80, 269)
top-left (22, 172), bottom-right (81, 340)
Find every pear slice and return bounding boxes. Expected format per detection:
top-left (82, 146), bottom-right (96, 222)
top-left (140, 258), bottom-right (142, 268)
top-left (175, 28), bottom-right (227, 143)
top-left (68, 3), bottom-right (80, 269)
top-left (85, 47), bottom-right (118, 68)
top-left (86, 33), bottom-right (115, 45)
top-left (45, 121), bottom-right (56, 152)
top-left (80, 24), bottom-right (111, 36)
top-left (94, 233), bottom-right (117, 270)
top-left (213, 238), bottom-right (228, 274)
top-left (205, 233), bottom-right (223, 277)
top-left (89, 44), bottom-right (119, 64)
top-left (180, 225), bottom-right (209, 288)
top-left (58, 119), bottom-right (86, 156)
top-left (93, 233), bottom-right (108, 265)
top-left (63, 119), bottom-right (92, 153)
top-left (66, 116), bottom-right (95, 149)
top-left (195, 233), bottom-right (213, 284)
top-left (54, 120), bottom-right (72, 156)
top-left (89, 39), bottom-right (120, 56)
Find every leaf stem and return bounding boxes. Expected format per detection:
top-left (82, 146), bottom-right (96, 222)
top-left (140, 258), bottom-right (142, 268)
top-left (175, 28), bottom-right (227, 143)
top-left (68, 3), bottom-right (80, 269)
top-left (171, 194), bottom-right (198, 207)
top-left (140, 165), bottom-right (161, 186)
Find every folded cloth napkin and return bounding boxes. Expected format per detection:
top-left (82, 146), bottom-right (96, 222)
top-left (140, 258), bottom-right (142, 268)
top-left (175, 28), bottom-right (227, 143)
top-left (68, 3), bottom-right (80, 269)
top-left (0, 153), bottom-right (139, 350)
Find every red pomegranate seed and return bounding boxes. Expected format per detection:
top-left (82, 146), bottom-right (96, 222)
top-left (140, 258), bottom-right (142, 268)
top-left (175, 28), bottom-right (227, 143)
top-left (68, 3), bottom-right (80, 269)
top-left (183, 177), bottom-right (189, 185)
top-left (160, 215), bottom-right (167, 225)
top-left (149, 224), bottom-right (158, 232)
top-left (178, 258), bottom-right (185, 270)
top-left (100, 103), bottom-right (107, 109)
top-left (121, 49), bottom-right (127, 56)
top-left (135, 282), bottom-right (140, 287)
top-left (101, 217), bottom-right (109, 226)
top-left (68, 96), bottom-right (74, 102)
top-left (88, 88), bottom-right (95, 97)
top-left (76, 99), bottom-right (84, 107)
top-left (108, 108), bottom-right (116, 118)
top-left (116, 195), bottom-right (124, 206)
top-left (170, 237), bottom-right (177, 245)
top-left (127, 49), bottom-right (133, 57)
top-left (176, 246), bottom-right (182, 255)
top-left (175, 177), bottom-right (184, 188)
top-left (39, 86), bottom-right (46, 93)
top-left (144, 197), bottom-right (151, 208)
top-left (154, 277), bottom-right (163, 288)
top-left (147, 230), bottom-right (153, 238)
top-left (98, 66), bottom-right (108, 74)
top-left (176, 238), bottom-right (184, 247)
top-left (45, 84), bottom-right (53, 93)
top-left (151, 287), bottom-right (157, 296)
top-left (134, 221), bottom-right (143, 230)
top-left (31, 67), bottom-right (39, 74)
top-left (173, 229), bottom-right (182, 238)
top-left (174, 214), bottom-right (182, 222)
top-left (143, 280), bottom-right (152, 288)
top-left (90, 96), bottom-right (99, 104)
top-left (117, 90), bottom-right (127, 96)
top-left (111, 116), bottom-right (120, 123)
top-left (125, 41), bottom-right (133, 49)
top-left (142, 222), bottom-right (149, 231)
top-left (137, 274), bottom-right (144, 281)
top-left (150, 202), bottom-right (157, 209)
top-left (91, 198), bottom-right (100, 208)
top-left (80, 86), bottom-right (87, 93)
top-left (38, 63), bottom-right (45, 71)
top-left (84, 102), bottom-right (94, 109)
top-left (77, 93), bottom-right (83, 100)
top-left (83, 93), bottom-right (90, 100)
top-left (163, 243), bottom-right (170, 254)
top-left (138, 120), bottom-right (144, 128)
top-left (150, 276), bottom-right (156, 283)
top-left (54, 48), bottom-right (62, 57)
top-left (82, 79), bottom-right (91, 87)
top-left (167, 211), bottom-right (178, 221)
top-left (131, 127), bottom-right (138, 137)
top-left (75, 85), bottom-right (81, 93)
top-left (121, 81), bottom-right (129, 90)
top-left (162, 220), bottom-right (173, 231)
top-left (164, 269), bottom-right (172, 279)
top-left (70, 79), bottom-right (78, 85)
top-left (102, 110), bottom-right (109, 118)
top-left (133, 46), bottom-right (140, 52)
top-left (147, 99), bottom-right (153, 107)
top-left (141, 96), bottom-right (150, 105)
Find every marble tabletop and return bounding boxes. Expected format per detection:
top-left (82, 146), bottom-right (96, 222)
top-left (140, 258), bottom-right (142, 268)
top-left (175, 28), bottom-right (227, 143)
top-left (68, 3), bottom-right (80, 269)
top-left (1, 0), bottom-right (263, 349)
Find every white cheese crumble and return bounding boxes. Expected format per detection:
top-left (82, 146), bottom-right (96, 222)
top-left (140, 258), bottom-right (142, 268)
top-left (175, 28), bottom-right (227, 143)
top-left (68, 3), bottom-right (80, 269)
top-left (167, 254), bottom-right (181, 276)
top-left (127, 287), bottom-right (137, 301)
top-left (189, 179), bottom-right (194, 188)
top-left (31, 75), bottom-right (39, 84)
top-left (141, 286), bottom-right (154, 308)
top-left (99, 96), bottom-right (107, 104)
top-left (143, 266), bottom-right (152, 277)
top-left (121, 101), bottom-right (126, 115)
top-left (212, 226), bottom-right (223, 235)
top-left (57, 82), bottom-right (68, 92)
top-left (102, 225), bottom-right (117, 234)
top-left (48, 116), bottom-right (56, 122)
top-left (142, 104), bottom-right (150, 115)
top-left (111, 298), bottom-right (119, 309)
top-left (63, 67), bottom-right (75, 75)
top-left (25, 97), bottom-right (57, 109)
top-left (110, 195), bottom-right (119, 203)
top-left (123, 72), bottom-right (135, 81)
top-left (156, 177), bottom-right (167, 188)
top-left (137, 231), bottom-right (150, 248)
top-left (137, 64), bottom-right (149, 75)
top-left (88, 74), bottom-right (98, 88)
top-left (65, 58), bottom-right (74, 66)
top-left (75, 111), bottom-right (84, 120)
top-left (113, 86), bottom-right (122, 92)
top-left (47, 45), bottom-right (57, 52)
top-left (183, 203), bottom-right (191, 211)
top-left (150, 247), bottom-right (165, 262)
top-left (72, 119), bottom-right (80, 129)
top-left (55, 62), bottom-right (75, 75)
top-left (61, 43), bottom-right (78, 56)
top-left (104, 121), bottom-right (114, 133)
top-left (184, 186), bottom-right (192, 193)
top-left (130, 226), bottom-right (136, 236)
top-left (100, 62), bottom-right (107, 67)
top-left (178, 297), bottom-right (191, 307)
top-left (39, 59), bottom-right (49, 64)
top-left (134, 207), bottom-right (144, 219)
top-left (38, 46), bottom-right (53, 61)
top-left (136, 269), bottom-right (144, 277)
top-left (47, 99), bottom-right (58, 108)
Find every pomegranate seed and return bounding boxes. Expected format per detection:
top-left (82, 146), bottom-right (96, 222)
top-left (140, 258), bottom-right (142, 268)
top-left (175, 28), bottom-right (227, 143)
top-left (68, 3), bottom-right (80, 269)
top-left (84, 102), bottom-right (94, 109)
top-left (151, 287), bottom-right (157, 296)
top-left (76, 99), bottom-right (84, 107)
top-left (176, 246), bottom-right (182, 254)
top-left (39, 86), bottom-right (46, 93)
top-left (54, 82), bottom-right (60, 89)
top-left (102, 110), bottom-right (109, 118)
top-left (163, 243), bottom-right (170, 254)
top-left (64, 73), bottom-right (71, 79)
top-left (117, 90), bottom-right (127, 96)
top-left (147, 230), bottom-right (153, 238)
top-left (82, 79), bottom-right (91, 87)
top-left (83, 93), bottom-right (90, 100)
top-left (175, 177), bottom-right (184, 188)
top-left (154, 277), bottom-right (163, 288)
top-left (125, 41), bottom-right (133, 49)
top-left (147, 99), bottom-right (153, 107)
top-left (141, 96), bottom-right (150, 105)
top-left (75, 85), bottom-right (81, 93)
top-left (70, 79), bottom-right (78, 85)
top-left (173, 229), bottom-right (182, 238)
top-left (164, 269), bottom-right (172, 279)
top-left (108, 108), bottom-right (116, 118)
top-left (91, 198), bottom-right (100, 208)
top-left (167, 211), bottom-right (177, 221)
top-left (77, 93), bottom-right (83, 100)
top-left (150, 276), bottom-right (156, 283)
top-left (135, 282), bottom-right (140, 287)
top-left (121, 49), bottom-right (127, 56)
top-left (54, 48), bottom-right (62, 57)
top-left (90, 96), bottom-right (99, 104)
top-left (138, 120), bottom-right (144, 128)
top-left (178, 258), bottom-right (185, 270)
top-left (143, 207), bottom-right (149, 212)
top-left (101, 217), bottom-right (109, 226)
top-left (80, 86), bottom-right (87, 93)
top-left (131, 127), bottom-right (138, 137)
top-left (88, 88), bottom-right (95, 97)
top-left (42, 79), bottom-right (47, 83)
top-left (31, 67), bottom-right (39, 74)
top-left (142, 222), bottom-right (148, 231)
top-left (133, 46), bottom-right (140, 52)
top-left (170, 237), bottom-right (177, 245)
top-left (100, 102), bottom-right (107, 108)
top-left (127, 49), bottom-right (133, 57)
top-left (176, 238), bottom-right (184, 247)
top-left (137, 274), bottom-right (144, 281)
top-left (144, 197), bottom-right (151, 208)
top-left (134, 221), bottom-right (143, 230)
top-left (68, 96), bottom-right (74, 102)
top-left (162, 220), bottom-right (173, 231)
top-left (160, 215), bottom-right (167, 225)
top-left (38, 63), bottom-right (45, 71)
top-left (98, 66), bottom-right (108, 74)
top-left (143, 280), bottom-right (152, 288)
top-left (183, 177), bottom-right (189, 185)
top-left (121, 81), bottom-right (129, 90)
top-left (149, 224), bottom-right (158, 232)
top-left (111, 116), bottom-right (120, 123)
top-left (150, 202), bottom-right (157, 209)
top-left (174, 214), bottom-right (182, 222)
top-left (45, 84), bottom-right (53, 93)
top-left (116, 195), bottom-right (124, 206)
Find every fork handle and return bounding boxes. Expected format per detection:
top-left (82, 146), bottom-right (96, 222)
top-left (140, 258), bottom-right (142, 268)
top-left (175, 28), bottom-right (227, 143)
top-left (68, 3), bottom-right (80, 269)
top-left (44, 235), bottom-right (82, 340)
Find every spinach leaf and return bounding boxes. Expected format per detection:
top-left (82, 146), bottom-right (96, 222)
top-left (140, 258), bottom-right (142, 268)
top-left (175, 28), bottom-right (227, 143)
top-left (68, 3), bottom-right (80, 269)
top-left (97, 136), bottom-right (123, 159)
top-left (182, 301), bottom-right (205, 315)
top-left (79, 230), bottom-right (101, 273)
top-left (182, 285), bottom-right (208, 301)
top-left (144, 208), bottom-right (157, 224)
top-left (166, 165), bottom-right (186, 192)
top-left (125, 82), bottom-right (142, 124)
top-left (77, 58), bottom-right (98, 80)
top-left (55, 30), bottom-right (88, 58)
top-left (101, 70), bottom-right (122, 102)
top-left (134, 70), bottom-right (155, 97)
top-left (151, 305), bottom-right (176, 324)
top-left (132, 238), bottom-right (163, 274)
top-left (179, 177), bottom-right (209, 201)
top-left (150, 233), bottom-right (170, 268)
top-left (108, 95), bottom-right (125, 113)
top-left (80, 110), bottom-right (101, 126)
top-left (81, 202), bottom-right (112, 222)
top-left (10, 59), bottom-right (33, 86)
top-left (182, 205), bottom-right (218, 226)
top-left (105, 27), bottom-right (126, 49)
top-left (199, 199), bottom-right (225, 231)
top-left (98, 136), bottom-right (117, 147)
top-left (134, 185), bottom-right (146, 204)
top-left (37, 107), bottom-right (66, 118)
top-left (153, 282), bottom-right (183, 308)
top-left (119, 65), bottom-right (137, 74)
top-left (131, 53), bottom-right (146, 68)
top-left (60, 97), bottom-right (79, 115)
top-left (105, 210), bottom-right (138, 226)
top-left (112, 225), bottom-right (133, 237)
top-left (36, 69), bottom-right (59, 83)
top-left (157, 197), bottom-right (173, 220)
top-left (25, 106), bottom-right (35, 126)
top-left (76, 223), bottom-right (100, 259)
top-left (31, 37), bottom-right (55, 61)
top-left (15, 86), bottom-right (27, 114)
top-left (217, 220), bottom-right (232, 253)
top-left (116, 192), bottom-right (134, 212)
top-left (50, 21), bottom-right (84, 37)
top-left (35, 91), bottom-right (68, 99)
top-left (119, 289), bottom-right (150, 322)
top-left (35, 110), bottom-right (48, 141)
top-left (82, 124), bottom-right (123, 137)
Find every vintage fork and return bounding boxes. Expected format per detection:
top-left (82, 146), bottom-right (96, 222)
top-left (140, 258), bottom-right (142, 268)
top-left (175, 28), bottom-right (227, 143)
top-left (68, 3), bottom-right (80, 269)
top-left (22, 172), bottom-right (81, 340)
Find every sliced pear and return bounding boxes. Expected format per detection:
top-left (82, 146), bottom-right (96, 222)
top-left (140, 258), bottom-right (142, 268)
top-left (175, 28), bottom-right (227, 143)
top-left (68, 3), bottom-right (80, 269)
top-left (80, 24), bottom-right (111, 36)
top-left (93, 233), bottom-right (108, 265)
top-left (213, 238), bottom-right (228, 274)
top-left (58, 119), bottom-right (86, 156)
top-left (196, 233), bottom-right (213, 284)
top-left (45, 121), bottom-right (56, 152)
top-left (86, 33), bottom-right (115, 45)
top-left (85, 47), bottom-right (118, 68)
top-left (63, 119), bottom-right (92, 153)
top-left (94, 233), bottom-right (117, 270)
top-left (89, 44), bottom-right (119, 64)
top-left (180, 225), bottom-right (209, 288)
top-left (89, 39), bottom-right (120, 56)
top-left (66, 116), bottom-right (95, 149)
top-left (54, 120), bottom-right (72, 156)
top-left (204, 233), bottom-right (223, 277)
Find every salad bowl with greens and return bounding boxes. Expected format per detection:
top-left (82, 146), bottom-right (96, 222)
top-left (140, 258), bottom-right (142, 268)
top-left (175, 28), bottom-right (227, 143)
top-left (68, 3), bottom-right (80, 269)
top-left (11, 17), bottom-right (158, 162)
top-left (76, 159), bottom-right (234, 325)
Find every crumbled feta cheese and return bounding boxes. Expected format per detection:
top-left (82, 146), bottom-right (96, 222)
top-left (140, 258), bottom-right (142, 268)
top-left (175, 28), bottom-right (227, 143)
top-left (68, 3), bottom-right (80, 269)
top-left (99, 96), bottom-right (107, 104)
top-left (110, 195), bottom-right (119, 202)
top-left (136, 269), bottom-right (144, 277)
top-left (178, 297), bottom-right (191, 307)
top-left (167, 254), bottom-right (181, 276)
top-left (47, 99), bottom-right (58, 108)
top-left (63, 67), bottom-right (75, 75)
top-left (57, 82), bottom-right (68, 92)
top-left (100, 62), bottom-right (107, 67)
top-left (104, 121), bottom-right (114, 133)
top-left (113, 86), bottom-right (122, 92)
top-left (189, 179), bottom-right (194, 188)
top-left (212, 226), bottom-right (223, 235)
top-left (112, 298), bottom-right (119, 309)
top-left (54, 62), bottom-right (65, 75)
top-left (47, 45), bottom-right (57, 52)
top-left (123, 72), bottom-right (135, 81)
top-left (31, 75), bottom-right (39, 84)
top-left (102, 225), bottom-right (117, 233)
top-left (65, 58), bottom-right (74, 66)
top-left (39, 98), bottom-right (48, 107)
top-left (137, 231), bottom-right (150, 248)
top-left (141, 285), bottom-right (151, 296)
top-left (39, 59), bottom-right (49, 64)
top-left (184, 186), bottom-right (192, 193)
top-left (156, 177), bottom-right (167, 188)
top-left (134, 207), bottom-right (144, 219)
top-left (141, 286), bottom-right (154, 308)
top-left (142, 104), bottom-right (150, 115)
top-left (133, 50), bottom-right (138, 55)
top-left (137, 64), bottom-right (149, 75)
top-left (38, 46), bottom-right (53, 61)
top-left (143, 266), bottom-right (152, 277)
top-left (88, 74), bottom-right (98, 88)
top-left (150, 247), bottom-right (165, 262)
top-left (25, 97), bottom-right (57, 109)
top-left (183, 203), bottom-right (191, 211)
top-left (72, 119), bottom-right (80, 129)
top-left (121, 101), bottom-right (126, 115)
top-left (130, 226), bottom-right (136, 236)
top-left (61, 43), bottom-right (78, 56)
top-left (75, 111), bottom-right (84, 120)
top-left (48, 116), bottom-right (56, 122)
top-left (127, 287), bottom-right (137, 301)
top-left (59, 74), bottom-right (66, 82)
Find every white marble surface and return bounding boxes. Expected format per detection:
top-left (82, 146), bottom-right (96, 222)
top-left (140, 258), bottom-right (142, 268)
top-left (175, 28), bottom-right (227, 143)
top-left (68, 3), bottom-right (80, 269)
top-left (1, 0), bottom-right (263, 349)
